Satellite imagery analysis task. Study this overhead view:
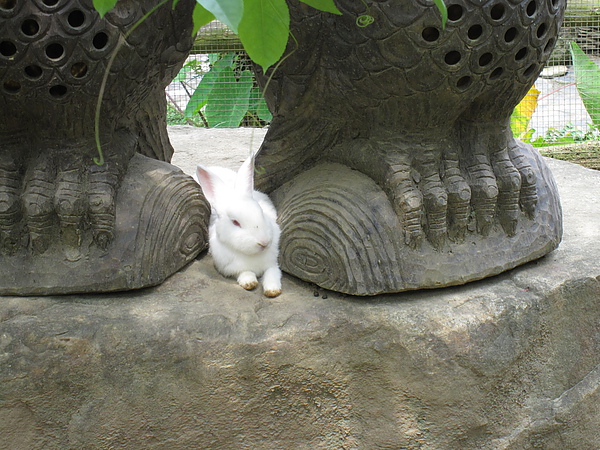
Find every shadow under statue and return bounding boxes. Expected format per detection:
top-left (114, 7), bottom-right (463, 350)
top-left (0, 0), bottom-right (209, 294)
top-left (255, 0), bottom-right (564, 295)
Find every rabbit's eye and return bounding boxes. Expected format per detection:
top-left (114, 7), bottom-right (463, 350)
top-left (232, 219), bottom-right (241, 227)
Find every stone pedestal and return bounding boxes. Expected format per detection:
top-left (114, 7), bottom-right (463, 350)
top-left (0, 158), bottom-right (598, 448)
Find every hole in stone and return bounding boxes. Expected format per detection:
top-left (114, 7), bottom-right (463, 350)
top-left (21, 19), bottom-right (40, 37)
top-left (42, 0), bottom-right (59, 6)
top-left (490, 67), bottom-right (504, 80)
top-left (3, 80), bottom-right (20, 93)
top-left (544, 38), bottom-right (555, 53)
top-left (468, 24), bottom-right (483, 40)
top-left (45, 43), bottom-right (64, 60)
top-left (504, 27), bottom-right (517, 42)
top-left (0, 0), bottom-right (16, 10)
top-left (444, 51), bottom-right (461, 65)
top-left (526, 0), bottom-right (537, 17)
top-left (524, 64), bottom-right (537, 77)
top-left (479, 53), bottom-right (493, 66)
top-left (93, 32), bottom-right (109, 49)
top-left (456, 76), bottom-right (471, 90)
top-left (490, 4), bottom-right (505, 20)
top-left (67, 10), bottom-right (86, 28)
top-left (515, 47), bottom-right (528, 61)
top-left (49, 84), bottom-right (67, 97)
top-left (447, 4), bottom-right (463, 21)
top-left (0, 40), bottom-right (17, 57)
top-left (70, 62), bottom-right (88, 78)
top-left (422, 27), bottom-right (440, 43)
top-left (24, 65), bottom-right (43, 79)
top-left (537, 23), bottom-right (547, 38)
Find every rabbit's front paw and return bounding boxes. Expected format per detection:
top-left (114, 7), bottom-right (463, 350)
top-left (237, 271), bottom-right (259, 290)
top-left (262, 266), bottom-right (282, 298)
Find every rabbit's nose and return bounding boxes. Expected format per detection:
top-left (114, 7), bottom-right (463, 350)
top-left (258, 241), bottom-right (269, 250)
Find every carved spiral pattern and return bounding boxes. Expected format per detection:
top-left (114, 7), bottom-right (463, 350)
top-left (277, 164), bottom-right (404, 295)
top-left (135, 169), bottom-right (210, 285)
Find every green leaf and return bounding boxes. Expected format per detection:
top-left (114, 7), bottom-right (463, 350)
top-left (173, 0), bottom-right (181, 8)
top-left (433, 0), bottom-right (448, 29)
top-left (196, 0), bottom-right (244, 33)
top-left (570, 41), bottom-right (600, 128)
top-left (298, 0), bottom-right (341, 15)
top-left (192, 2), bottom-right (216, 35)
top-left (238, 0), bottom-right (290, 71)
top-left (249, 86), bottom-right (273, 122)
top-left (92, 0), bottom-right (118, 17)
top-left (518, 127), bottom-right (535, 143)
top-left (184, 53), bottom-right (235, 117)
top-left (205, 68), bottom-right (254, 127)
top-left (173, 64), bottom-right (193, 83)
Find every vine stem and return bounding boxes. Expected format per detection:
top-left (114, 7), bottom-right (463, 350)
top-left (93, 0), bottom-right (171, 166)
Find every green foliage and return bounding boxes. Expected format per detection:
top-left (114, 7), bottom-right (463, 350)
top-left (208, 0), bottom-right (343, 71)
top-left (192, 3), bottom-right (216, 35)
top-left (528, 123), bottom-right (600, 147)
top-left (511, 42), bottom-right (600, 145)
top-left (197, 0), bottom-right (244, 32)
top-left (181, 53), bottom-right (272, 127)
top-left (167, 102), bottom-right (195, 124)
top-left (238, 0), bottom-right (291, 71)
top-left (92, 0), bottom-right (118, 17)
top-left (570, 42), bottom-right (600, 127)
top-left (510, 85), bottom-right (539, 139)
top-left (94, 0), bottom-right (449, 71)
top-left (205, 66), bottom-right (254, 126)
top-left (300, 0), bottom-right (341, 15)
top-left (433, 0), bottom-right (448, 29)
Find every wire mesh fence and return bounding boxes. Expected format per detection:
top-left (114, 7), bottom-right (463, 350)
top-left (166, 2), bottom-right (600, 146)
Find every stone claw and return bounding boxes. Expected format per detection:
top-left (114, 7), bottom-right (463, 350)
top-left (0, 142), bottom-right (133, 255)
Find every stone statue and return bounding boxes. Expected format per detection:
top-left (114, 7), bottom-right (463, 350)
top-left (255, 0), bottom-right (565, 295)
top-left (0, 0), bottom-right (208, 294)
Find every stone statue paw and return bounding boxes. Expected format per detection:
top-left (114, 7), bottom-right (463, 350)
top-left (270, 139), bottom-right (561, 295)
top-left (316, 127), bottom-right (538, 252)
top-left (0, 133), bottom-right (135, 256)
top-left (0, 152), bottom-right (210, 295)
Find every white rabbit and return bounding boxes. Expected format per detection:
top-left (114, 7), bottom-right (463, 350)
top-left (195, 154), bottom-right (282, 297)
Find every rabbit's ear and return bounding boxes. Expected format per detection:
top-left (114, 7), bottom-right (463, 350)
top-left (196, 165), bottom-right (222, 206)
top-left (235, 153), bottom-right (255, 196)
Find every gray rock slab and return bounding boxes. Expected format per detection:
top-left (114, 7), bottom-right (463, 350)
top-left (1, 128), bottom-right (599, 448)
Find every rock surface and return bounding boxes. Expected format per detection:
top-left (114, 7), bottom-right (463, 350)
top-left (0, 128), bottom-right (599, 449)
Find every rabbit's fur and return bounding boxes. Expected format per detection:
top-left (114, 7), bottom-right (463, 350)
top-left (195, 154), bottom-right (282, 297)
